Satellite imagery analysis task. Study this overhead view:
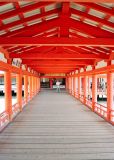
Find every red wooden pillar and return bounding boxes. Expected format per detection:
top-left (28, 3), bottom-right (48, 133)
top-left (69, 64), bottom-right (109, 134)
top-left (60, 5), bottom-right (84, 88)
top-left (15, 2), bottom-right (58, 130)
top-left (4, 70), bottom-right (12, 120)
top-left (73, 77), bottom-right (76, 96)
top-left (67, 77), bottom-right (69, 91)
top-left (50, 79), bottom-right (53, 89)
top-left (38, 77), bottom-right (40, 92)
top-left (92, 74), bottom-right (97, 111)
top-left (29, 76), bottom-right (32, 98)
top-left (71, 77), bottom-right (73, 94)
top-left (24, 75), bottom-right (28, 103)
top-left (37, 77), bottom-right (38, 92)
top-left (107, 72), bottom-right (113, 121)
top-left (78, 76), bottom-right (81, 99)
top-left (65, 78), bottom-right (67, 90)
top-left (16, 73), bottom-right (22, 111)
top-left (32, 76), bottom-right (34, 96)
top-left (84, 76), bottom-right (87, 104)
top-left (69, 77), bottom-right (72, 94)
top-left (35, 77), bottom-right (36, 94)
top-left (33, 76), bottom-right (35, 95)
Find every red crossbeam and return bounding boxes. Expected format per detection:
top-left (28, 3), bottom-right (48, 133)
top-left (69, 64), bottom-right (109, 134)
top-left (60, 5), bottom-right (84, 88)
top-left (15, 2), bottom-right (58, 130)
top-left (1, 37), bottom-right (114, 47)
top-left (10, 52), bottom-right (108, 59)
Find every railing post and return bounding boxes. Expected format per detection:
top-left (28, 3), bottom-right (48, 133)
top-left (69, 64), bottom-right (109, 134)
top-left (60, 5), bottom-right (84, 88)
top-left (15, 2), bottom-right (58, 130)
top-left (92, 74), bottom-right (97, 112)
top-left (107, 72), bottom-right (113, 121)
top-left (4, 70), bottom-right (12, 120)
top-left (16, 72), bottom-right (22, 112)
top-left (24, 75), bottom-right (28, 103)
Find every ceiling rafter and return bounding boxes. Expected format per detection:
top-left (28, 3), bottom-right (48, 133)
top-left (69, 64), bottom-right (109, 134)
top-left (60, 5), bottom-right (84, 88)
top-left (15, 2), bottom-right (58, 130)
top-left (2, 18), bottom-right (60, 37)
top-left (0, 9), bottom-right (60, 33)
top-left (0, 2), bottom-right (53, 20)
top-left (71, 8), bottom-right (114, 29)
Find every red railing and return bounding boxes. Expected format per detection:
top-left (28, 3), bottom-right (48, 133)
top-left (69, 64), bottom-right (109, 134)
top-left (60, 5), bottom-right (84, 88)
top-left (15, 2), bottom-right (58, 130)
top-left (85, 97), bottom-right (92, 109)
top-left (80, 94), bottom-right (84, 103)
top-left (94, 102), bottom-right (107, 119)
top-left (12, 103), bottom-right (20, 118)
top-left (0, 111), bottom-right (9, 132)
top-left (74, 91), bottom-right (78, 98)
top-left (22, 98), bottom-right (27, 108)
top-left (28, 95), bottom-right (32, 101)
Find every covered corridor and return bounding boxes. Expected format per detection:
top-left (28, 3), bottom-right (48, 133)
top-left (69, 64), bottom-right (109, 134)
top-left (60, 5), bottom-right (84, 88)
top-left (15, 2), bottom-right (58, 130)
top-left (0, 89), bottom-right (114, 160)
top-left (0, 0), bottom-right (114, 159)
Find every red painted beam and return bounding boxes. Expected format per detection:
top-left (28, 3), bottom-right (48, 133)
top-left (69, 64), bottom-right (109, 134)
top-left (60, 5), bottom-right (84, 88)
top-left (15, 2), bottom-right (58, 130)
top-left (1, 37), bottom-right (114, 47)
top-left (0, 9), bottom-right (60, 31)
top-left (69, 19), bottom-right (114, 38)
top-left (32, 66), bottom-right (79, 69)
top-left (71, 8), bottom-right (114, 28)
top-left (3, 18), bottom-right (60, 37)
top-left (0, 0), bottom-right (113, 2)
top-left (10, 52), bottom-right (108, 59)
top-left (22, 59), bottom-right (94, 65)
top-left (79, 3), bottom-right (114, 17)
top-left (40, 76), bottom-right (66, 78)
top-left (0, 2), bottom-right (53, 19)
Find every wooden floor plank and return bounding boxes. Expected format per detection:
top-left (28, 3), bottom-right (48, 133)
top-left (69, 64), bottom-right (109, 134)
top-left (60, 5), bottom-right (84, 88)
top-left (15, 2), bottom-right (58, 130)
top-left (0, 90), bottom-right (114, 160)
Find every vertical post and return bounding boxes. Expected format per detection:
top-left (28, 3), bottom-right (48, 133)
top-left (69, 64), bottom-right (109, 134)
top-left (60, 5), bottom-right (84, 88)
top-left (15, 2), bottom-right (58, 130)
top-left (65, 78), bottom-right (67, 90)
top-left (37, 77), bottom-right (40, 92)
top-left (107, 72), bottom-right (113, 121)
top-left (17, 72), bottom-right (22, 111)
top-left (4, 70), bottom-right (12, 120)
top-left (73, 77), bottom-right (76, 96)
top-left (24, 75), bottom-right (28, 103)
top-left (75, 77), bottom-right (78, 97)
top-left (50, 79), bottom-right (53, 89)
top-left (33, 76), bottom-right (35, 95)
top-left (92, 74), bottom-right (97, 111)
top-left (78, 76), bottom-right (81, 99)
top-left (84, 76), bottom-right (87, 104)
top-left (69, 77), bottom-right (72, 94)
top-left (35, 77), bottom-right (37, 94)
top-left (71, 76), bottom-right (73, 95)
top-left (36, 77), bottom-right (38, 92)
top-left (32, 76), bottom-right (34, 96)
top-left (30, 76), bottom-right (32, 98)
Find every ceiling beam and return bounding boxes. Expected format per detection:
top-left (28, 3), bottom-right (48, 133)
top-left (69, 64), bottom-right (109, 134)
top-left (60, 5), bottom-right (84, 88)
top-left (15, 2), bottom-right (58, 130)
top-left (0, 9), bottom-right (60, 31)
top-left (3, 18), bottom-right (60, 37)
top-left (22, 60), bottom-right (94, 65)
top-left (69, 19), bottom-right (114, 38)
top-left (1, 37), bottom-right (114, 47)
top-left (0, 2), bottom-right (53, 20)
top-left (79, 3), bottom-right (114, 17)
top-left (0, 0), bottom-right (113, 2)
top-left (71, 8), bottom-right (114, 29)
top-left (10, 52), bottom-right (108, 59)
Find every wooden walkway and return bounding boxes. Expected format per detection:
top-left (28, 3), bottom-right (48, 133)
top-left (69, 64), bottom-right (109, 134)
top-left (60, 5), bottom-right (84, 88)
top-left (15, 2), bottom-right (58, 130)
top-left (0, 90), bottom-right (114, 160)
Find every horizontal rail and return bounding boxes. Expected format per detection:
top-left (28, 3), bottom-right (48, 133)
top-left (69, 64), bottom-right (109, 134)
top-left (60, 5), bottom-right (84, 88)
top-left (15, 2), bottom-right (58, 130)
top-left (94, 102), bottom-right (107, 119)
top-left (22, 97), bottom-right (27, 108)
top-left (12, 103), bottom-right (20, 119)
top-left (0, 111), bottom-right (9, 132)
top-left (85, 97), bottom-right (92, 109)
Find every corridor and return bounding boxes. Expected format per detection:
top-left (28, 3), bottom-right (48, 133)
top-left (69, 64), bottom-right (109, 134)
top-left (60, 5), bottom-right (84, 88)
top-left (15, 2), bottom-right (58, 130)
top-left (0, 90), bottom-right (114, 159)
